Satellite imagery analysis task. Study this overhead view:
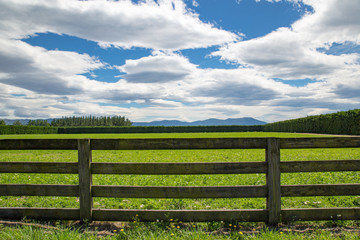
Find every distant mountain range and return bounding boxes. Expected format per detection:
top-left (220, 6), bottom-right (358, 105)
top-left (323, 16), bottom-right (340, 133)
top-left (3, 117), bottom-right (266, 126)
top-left (133, 117), bottom-right (266, 126)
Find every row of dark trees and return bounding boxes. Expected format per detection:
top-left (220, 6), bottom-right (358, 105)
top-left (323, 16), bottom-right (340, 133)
top-left (0, 116), bottom-right (132, 127)
top-left (50, 116), bottom-right (132, 127)
top-left (27, 119), bottom-right (50, 126)
top-left (0, 119), bottom-right (43, 126)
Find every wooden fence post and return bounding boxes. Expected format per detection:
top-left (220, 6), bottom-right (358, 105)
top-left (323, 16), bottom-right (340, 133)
top-left (78, 139), bottom-right (92, 223)
top-left (266, 138), bottom-right (281, 226)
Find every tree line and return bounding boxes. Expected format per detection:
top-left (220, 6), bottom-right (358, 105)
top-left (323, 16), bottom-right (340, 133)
top-left (0, 116), bottom-right (132, 127)
top-left (264, 109), bottom-right (360, 135)
top-left (50, 116), bottom-right (132, 127)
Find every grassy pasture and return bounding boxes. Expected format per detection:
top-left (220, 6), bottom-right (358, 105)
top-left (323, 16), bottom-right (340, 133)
top-left (0, 132), bottom-right (359, 239)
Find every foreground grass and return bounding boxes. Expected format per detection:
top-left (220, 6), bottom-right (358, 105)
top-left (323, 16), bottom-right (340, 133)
top-left (1, 221), bottom-right (359, 240)
top-left (0, 132), bottom-right (359, 238)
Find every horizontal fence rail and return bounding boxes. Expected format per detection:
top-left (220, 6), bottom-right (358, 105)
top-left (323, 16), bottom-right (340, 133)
top-left (92, 185), bottom-right (267, 198)
top-left (2, 137), bottom-right (360, 150)
top-left (91, 162), bottom-right (268, 174)
top-left (0, 137), bottom-right (359, 225)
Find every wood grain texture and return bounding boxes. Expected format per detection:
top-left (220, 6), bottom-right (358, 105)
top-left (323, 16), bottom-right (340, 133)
top-left (266, 138), bottom-right (281, 226)
top-left (281, 160), bottom-right (360, 172)
top-left (0, 162), bottom-right (78, 174)
top-left (0, 207), bottom-right (80, 220)
top-left (281, 184), bottom-right (360, 197)
top-left (280, 137), bottom-right (360, 149)
top-left (91, 185), bottom-right (267, 198)
top-left (92, 209), bottom-right (268, 222)
top-left (78, 139), bottom-right (92, 222)
top-left (91, 162), bottom-right (267, 175)
top-left (1, 137), bottom-right (358, 150)
top-left (91, 138), bottom-right (268, 150)
top-left (282, 208), bottom-right (360, 221)
top-left (0, 139), bottom-right (78, 150)
top-left (0, 184), bottom-right (79, 196)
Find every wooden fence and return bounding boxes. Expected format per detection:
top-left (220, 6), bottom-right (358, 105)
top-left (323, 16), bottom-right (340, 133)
top-left (0, 137), bottom-right (359, 225)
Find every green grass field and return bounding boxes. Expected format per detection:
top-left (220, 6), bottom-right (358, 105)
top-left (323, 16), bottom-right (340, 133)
top-left (0, 132), bottom-right (359, 239)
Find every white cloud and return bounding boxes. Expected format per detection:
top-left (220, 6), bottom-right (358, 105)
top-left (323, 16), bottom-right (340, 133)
top-left (117, 52), bottom-right (197, 83)
top-left (192, 0), bottom-right (199, 7)
top-left (189, 68), bottom-right (286, 104)
top-left (213, 28), bottom-right (360, 80)
top-left (213, 0), bottom-right (360, 81)
top-left (0, 0), bottom-right (238, 50)
top-left (0, 39), bottom-right (104, 95)
top-left (295, 0), bottom-right (360, 45)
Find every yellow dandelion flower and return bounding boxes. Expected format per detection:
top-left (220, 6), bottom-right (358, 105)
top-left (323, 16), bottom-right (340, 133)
top-left (177, 226), bottom-right (180, 229)
top-left (239, 231), bottom-right (243, 235)
top-left (120, 229), bottom-right (124, 232)
top-left (170, 219), bottom-right (173, 221)
top-left (253, 229), bottom-right (256, 231)
top-left (171, 233), bottom-right (174, 236)
top-left (229, 224), bottom-right (232, 227)
top-left (113, 230), bottom-right (117, 233)
top-left (192, 225), bottom-right (196, 228)
top-left (280, 232), bottom-right (283, 234)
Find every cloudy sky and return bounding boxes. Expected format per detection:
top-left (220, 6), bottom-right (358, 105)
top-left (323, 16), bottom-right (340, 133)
top-left (0, 0), bottom-right (359, 123)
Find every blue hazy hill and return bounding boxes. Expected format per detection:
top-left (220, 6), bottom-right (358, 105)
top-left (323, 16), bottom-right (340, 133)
top-left (133, 117), bottom-right (266, 126)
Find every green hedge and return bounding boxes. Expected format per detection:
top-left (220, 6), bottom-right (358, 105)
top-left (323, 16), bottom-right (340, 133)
top-left (0, 126), bottom-right (58, 135)
top-left (264, 109), bottom-right (360, 135)
top-left (58, 125), bottom-right (265, 134)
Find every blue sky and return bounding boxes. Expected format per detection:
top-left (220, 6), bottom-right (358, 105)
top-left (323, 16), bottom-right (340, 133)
top-left (0, 0), bottom-right (359, 123)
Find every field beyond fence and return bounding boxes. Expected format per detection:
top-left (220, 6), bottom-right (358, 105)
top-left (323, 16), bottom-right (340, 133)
top-left (0, 137), bottom-right (359, 226)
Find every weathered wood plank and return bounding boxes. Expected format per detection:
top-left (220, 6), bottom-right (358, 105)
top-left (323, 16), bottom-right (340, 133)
top-left (280, 137), bottom-right (360, 149)
top-left (282, 184), bottom-right (360, 197)
top-left (282, 208), bottom-right (360, 221)
top-left (281, 160), bottom-right (360, 172)
top-left (78, 139), bottom-right (92, 222)
top-left (0, 207), bottom-right (79, 220)
top-left (92, 209), bottom-right (268, 222)
top-left (266, 138), bottom-right (281, 226)
top-left (0, 162), bottom-right (78, 174)
top-left (0, 184), bottom-right (79, 196)
top-left (1, 137), bottom-right (358, 151)
top-left (2, 137), bottom-right (358, 151)
top-left (92, 185), bottom-right (267, 198)
top-left (91, 138), bottom-right (268, 150)
top-left (91, 162), bottom-right (267, 175)
top-left (0, 139), bottom-right (78, 150)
